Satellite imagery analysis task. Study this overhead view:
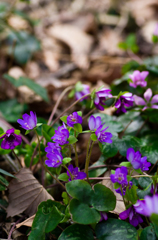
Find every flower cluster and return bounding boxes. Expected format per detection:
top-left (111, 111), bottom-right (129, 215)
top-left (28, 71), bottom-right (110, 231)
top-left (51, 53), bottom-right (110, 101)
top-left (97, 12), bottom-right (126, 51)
top-left (67, 112), bottom-right (82, 127)
top-left (129, 70), bottom-right (148, 88)
top-left (110, 166), bottom-right (132, 195)
top-left (52, 123), bottom-right (69, 145)
top-left (134, 88), bottom-right (158, 111)
top-left (134, 195), bottom-right (158, 217)
top-left (45, 142), bottom-right (63, 168)
top-left (126, 148), bottom-right (151, 171)
top-left (119, 205), bottom-right (143, 227)
top-left (17, 111), bottom-right (37, 130)
top-left (66, 164), bottom-right (86, 181)
top-left (88, 115), bottom-right (113, 144)
top-left (0, 128), bottom-right (22, 150)
top-left (94, 88), bottom-right (112, 111)
top-left (115, 93), bottom-right (134, 113)
top-left (75, 84), bottom-right (90, 101)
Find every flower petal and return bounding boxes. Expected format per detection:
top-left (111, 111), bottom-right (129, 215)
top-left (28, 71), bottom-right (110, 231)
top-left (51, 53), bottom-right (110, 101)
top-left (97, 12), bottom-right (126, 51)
top-left (151, 94), bottom-right (158, 103)
top-left (88, 116), bottom-right (95, 130)
top-left (134, 95), bottom-right (146, 105)
top-left (126, 148), bottom-right (135, 163)
top-left (144, 88), bottom-right (152, 102)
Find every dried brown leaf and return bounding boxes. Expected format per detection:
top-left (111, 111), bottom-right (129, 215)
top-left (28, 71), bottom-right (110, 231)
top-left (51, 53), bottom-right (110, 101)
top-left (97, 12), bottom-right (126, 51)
top-left (16, 215), bottom-right (35, 229)
top-left (7, 168), bottom-right (53, 217)
top-left (47, 24), bottom-right (93, 69)
top-left (102, 170), bottom-right (125, 214)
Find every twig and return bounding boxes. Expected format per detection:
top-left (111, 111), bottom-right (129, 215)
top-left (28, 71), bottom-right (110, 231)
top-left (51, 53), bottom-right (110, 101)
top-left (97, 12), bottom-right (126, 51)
top-left (8, 216), bottom-right (25, 240)
top-left (4, 154), bottom-right (19, 172)
top-left (12, 150), bottom-right (22, 168)
top-left (47, 86), bottom-right (74, 125)
top-left (50, 93), bottom-right (91, 127)
top-left (83, 108), bottom-right (96, 120)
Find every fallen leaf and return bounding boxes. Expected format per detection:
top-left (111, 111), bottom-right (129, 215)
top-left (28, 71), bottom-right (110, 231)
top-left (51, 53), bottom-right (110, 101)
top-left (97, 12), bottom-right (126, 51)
top-left (7, 168), bottom-right (53, 217)
top-left (47, 24), bottom-right (93, 69)
top-left (16, 215), bottom-right (35, 229)
top-left (102, 170), bottom-right (125, 214)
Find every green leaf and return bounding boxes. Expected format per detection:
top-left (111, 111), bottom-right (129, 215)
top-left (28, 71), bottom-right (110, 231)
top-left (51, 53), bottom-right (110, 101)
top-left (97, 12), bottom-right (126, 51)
top-left (118, 42), bottom-right (127, 50)
top-left (93, 113), bottom-right (123, 136)
top-left (77, 111), bottom-right (82, 116)
top-left (29, 206), bottom-right (63, 240)
top-left (120, 162), bottom-right (132, 167)
top-left (0, 184), bottom-right (6, 191)
top-left (58, 173), bottom-right (69, 182)
top-left (68, 89), bottom-right (75, 98)
top-left (102, 136), bottom-right (118, 158)
top-left (96, 219), bottom-right (138, 240)
top-left (0, 169), bottom-right (16, 178)
top-left (25, 129), bottom-right (32, 135)
top-left (7, 31), bottom-right (40, 64)
top-left (90, 133), bottom-right (97, 141)
top-left (62, 192), bottom-right (70, 205)
top-left (4, 74), bottom-right (49, 102)
top-left (124, 185), bottom-right (138, 204)
top-left (0, 175), bottom-right (9, 187)
top-left (69, 199), bottom-right (101, 224)
top-left (58, 224), bottom-right (94, 240)
top-left (19, 76), bottom-right (49, 102)
top-left (88, 155), bottom-right (107, 179)
top-left (14, 129), bottom-right (20, 135)
top-left (140, 226), bottom-right (157, 240)
top-left (150, 214), bottom-right (158, 227)
top-left (91, 184), bottom-right (116, 211)
top-left (66, 180), bottom-right (92, 204)
top-left (141, 143), bottom-right (158, 164)
top-left (138, 177), bottom-right (152, 189)
top-left (113, 182), bottom-right (120, 189)
top-left (74, 123), bottom-right (82, 133)
top-left (68, 136), bottom-right (78, 144)
top-left (0, 98), bottom-right (27, 122)
top-left (62, 157), bottom-right (72, 165)
top-left (42, 124), bottom-right (55, 142)
top-left (75, 82), bottom-right (84, 92)
top-left (60, 116), bottom-right (68, 123)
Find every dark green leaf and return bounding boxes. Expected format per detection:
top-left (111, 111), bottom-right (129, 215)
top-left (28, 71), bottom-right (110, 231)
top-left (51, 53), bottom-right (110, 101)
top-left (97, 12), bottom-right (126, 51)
top-left (124, 185), bottom-right (138, 204)
top-left (58, 224), bottom-right (94, 240)
top-left (69, 199), bottom-right (101, 224)
top-left (91, 184), bottom-right (116, 211)
top-left (0, 169), bottom-right (16, 178)
top-left (96, 219), bottom-right (138, 240)
top-left (29, 205), bottom-right (63, 240)
top-left (0, 98), bottom-right (26, 122)
top-left (141, 143), bottom-right (158, 164)
top-left (140, 226), bottom-right (157, 240)
top-left (42, 124), bottom-right (55, 142)
top-left (7, 31), bottom-right (40, 64)
top-left (66, 180), bottom-right (92, 204)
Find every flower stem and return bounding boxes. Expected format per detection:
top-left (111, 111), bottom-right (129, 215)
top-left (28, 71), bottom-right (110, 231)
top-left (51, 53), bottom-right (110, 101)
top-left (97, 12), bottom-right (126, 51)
top-left (120, 185), bottom-right (126, 208)
top-left (85, 139), bottom-right (94, 182)
top-left (62, 165), bottom-right (73, 180)
top-left (74, 131), bottom-right (78, 167)
top-left (34, 130), bottom-right (66, 190)
top-left (12, 149), bottom-right (22, 168)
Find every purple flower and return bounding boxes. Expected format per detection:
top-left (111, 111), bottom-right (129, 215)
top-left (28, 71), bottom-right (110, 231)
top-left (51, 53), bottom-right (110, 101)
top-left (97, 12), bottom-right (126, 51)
top-left (100, 212), bottom-right (108, 222)
top-left (129, 70), bottom-right (148, 88)
top-left (94, 88), bottom-right (112, 111)
top-left (67, 164), bottom-right (87, 181)
top-left (17, 111), bottom-right (37, 130)
top-left (75, 84), bottom-right (90, 101)
top-left (95, 125), bottom-right (113, 144)
top-left (45, 151), bottom-right (63, 168)
top-left (119, 206), bottom-right (143, 227)
top-left (67, 112), bottom-right (82, 127)
top-left (110, 167), bottom-right (128, 185)
top-left (88, 115), bottom-right (113, 144)
top-left (150, 184), bottom-right (158, 195)
top-left (126, 148), bottom-right (151, 171)
top-left (134, 88), bottom-right (158, 111)
top-left (45, 142), bottom-right (61, 154)
top-left (134, 195), bottom-right (158, 217)
top-left (115, 181), bottom-right (133, 196)
top-left (52, 123), bottom-right (69, 145)
top-left (88, 115), bottom-right (102, 131)
top-left (0, 128), bottom-right (22, 150)
top-left (153, 23), bottom-right (158, 37)
top-left (115, 93), bottom-right (134, 113)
